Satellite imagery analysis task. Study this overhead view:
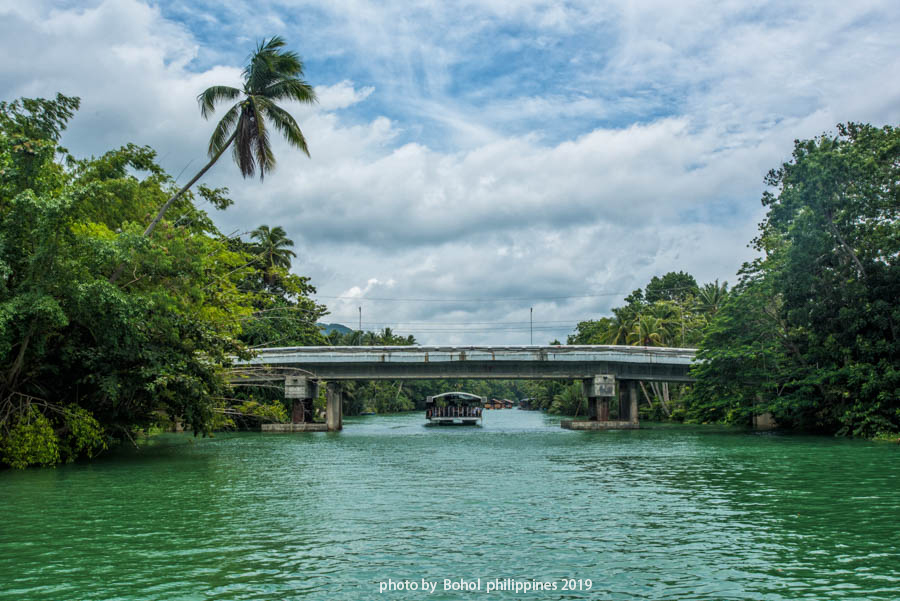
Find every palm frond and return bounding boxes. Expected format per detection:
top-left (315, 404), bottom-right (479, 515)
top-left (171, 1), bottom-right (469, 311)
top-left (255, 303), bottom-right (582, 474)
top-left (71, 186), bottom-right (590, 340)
top-left (270, 50), bottom-right (303, 77)
top-left (233, 106), bottom-right (257, 178)
top-left (250, 225), bottom-right (271, 241)
top-left (207, 102), bottom-right (241, 157)
top-left (198, 85), bottom-right (241, 119)
top-left (259, 99), bottom-right (310, 156)
top-left (264, 78), bottom-right (317, 104)
top-left (245, 57), bottom-right (281, 93)
top-left (259, 35), bottom-right (286, 53)
top-left (249, 96), bottom-right (275, 179)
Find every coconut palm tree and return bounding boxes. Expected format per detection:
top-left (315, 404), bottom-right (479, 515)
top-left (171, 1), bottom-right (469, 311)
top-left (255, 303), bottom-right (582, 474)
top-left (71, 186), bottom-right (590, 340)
top-left (142, 36), bottom-right (316, 240)
top-left (251, 224), bottom-right (296, 283)
top-left (601, 309), bottom-right (634, 345)
top-left (627, 315), bottom-right (670, 347)
top-left (378, 327), bottom-right (398, 344)
top-left (695, 279), bottom-right (729, 316)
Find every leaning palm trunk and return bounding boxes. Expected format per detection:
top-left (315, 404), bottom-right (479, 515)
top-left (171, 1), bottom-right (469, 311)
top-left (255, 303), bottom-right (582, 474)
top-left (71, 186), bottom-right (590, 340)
top-left (640, 381), bottom-right (672, 417)
top-left (143, 131), bottom-right (237, 239)
top-left (650, 381), bottom-right (672, 416)
top-left (108, 132), bottom-right (237, 283)
top-left (638, 381), bottom-right (657, 412)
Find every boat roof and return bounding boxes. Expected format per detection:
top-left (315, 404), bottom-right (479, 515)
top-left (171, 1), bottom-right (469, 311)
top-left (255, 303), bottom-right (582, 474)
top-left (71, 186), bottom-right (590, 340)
top-left (426, 392), bottom-right (485, 403)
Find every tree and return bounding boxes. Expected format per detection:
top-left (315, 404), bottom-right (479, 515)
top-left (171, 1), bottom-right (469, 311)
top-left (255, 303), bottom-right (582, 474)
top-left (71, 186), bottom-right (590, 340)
top-left (690, 123), bottom-right (900, 436)
top-left (695, 279), bottom-right (729, 317)
top-left (644, 271), bottom-right (699, 303)
top-left (548, 381), bottom-right (586, 416)
top-left (136, 36), bottom-right (316, 243)
top-left (687, 264), bottom-right (793, 425)
top-left (567, 318), bottom-right (611, 344)
top-left (231, 229), bottom-right (327, 350)
top-left (1, 95), bottom-right (268, 466)
top-left (250, 224), bottom-right (297, 284)
top-left (627, 315), bottom-right (670, 347)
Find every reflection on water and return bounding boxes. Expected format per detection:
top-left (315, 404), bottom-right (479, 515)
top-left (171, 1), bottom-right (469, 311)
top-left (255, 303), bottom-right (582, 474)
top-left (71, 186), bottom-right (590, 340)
top-left (1, 411), bottom-right (899, 600)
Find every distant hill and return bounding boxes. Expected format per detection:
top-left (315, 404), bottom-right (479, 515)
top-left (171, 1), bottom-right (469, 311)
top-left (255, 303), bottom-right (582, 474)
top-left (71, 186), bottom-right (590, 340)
top-left (318, 323), bottom-right (354, 335)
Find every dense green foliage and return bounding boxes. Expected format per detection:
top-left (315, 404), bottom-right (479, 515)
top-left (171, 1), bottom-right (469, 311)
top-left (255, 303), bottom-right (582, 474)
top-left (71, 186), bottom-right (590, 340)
top-left (689, 124), bottom-right (900, 436)
top-left (568, 273), bottom-right (721, 349)
top-left (0, 94), bottom-right (324, 467)
top-left (561, 271), bottom-right (723, 418)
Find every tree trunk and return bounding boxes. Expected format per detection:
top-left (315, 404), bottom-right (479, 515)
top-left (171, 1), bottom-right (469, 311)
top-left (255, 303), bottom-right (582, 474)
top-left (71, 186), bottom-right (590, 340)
top-left (647, 381), bottom-right (672, 417)
top-left (109, 132), bottom-right (237, 283)
top-left (638, 381), bottom-right (655, 409)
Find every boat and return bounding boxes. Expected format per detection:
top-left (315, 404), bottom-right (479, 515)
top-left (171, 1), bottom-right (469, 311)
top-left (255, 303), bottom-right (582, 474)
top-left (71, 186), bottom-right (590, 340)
top-left (425, 392), bottom-right (485, 426)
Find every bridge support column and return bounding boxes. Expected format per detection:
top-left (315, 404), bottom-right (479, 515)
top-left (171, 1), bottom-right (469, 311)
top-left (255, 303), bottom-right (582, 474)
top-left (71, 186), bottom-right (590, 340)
top-left (564, 376), bottom-right (636, 430)
top-left (326, 382), bottom-right (343, 432)
top-left (286, 377), bottom-right (318, 424)
top-left (618, 380), bottom-right (639, 426)
top-left (598, 397), bottom-right (610, 421)
top-left (618, 381), bottom-right (629, 421)
top-left (261, 378), bottom-right (326, 432)
top-left (581, 376), bottom-right (613, 421)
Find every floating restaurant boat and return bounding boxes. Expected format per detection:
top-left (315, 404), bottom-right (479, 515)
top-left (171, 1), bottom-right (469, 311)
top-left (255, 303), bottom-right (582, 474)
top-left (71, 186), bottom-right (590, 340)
top-left (425, 392), bottom-right (485, 426)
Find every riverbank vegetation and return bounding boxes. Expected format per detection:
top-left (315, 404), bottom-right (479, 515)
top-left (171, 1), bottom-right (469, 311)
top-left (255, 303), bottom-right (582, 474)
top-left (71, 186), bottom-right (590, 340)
top-left (555, 124), bottom-right (900, 437)
top-left (0, 92), bottom-right (327, 468)
top-left (0, 37), bottom-right (329, 467)
top-left (690, 124), bottom-right (900, 437)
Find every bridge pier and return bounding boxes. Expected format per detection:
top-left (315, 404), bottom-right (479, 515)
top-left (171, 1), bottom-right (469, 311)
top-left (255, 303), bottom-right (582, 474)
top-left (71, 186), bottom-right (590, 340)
top-left (326, 382), bottom-right (343, 432)
top-left (621, 380), bottom-right (639, 424)
top-left (286, 377), bottom-right (319, 424)
top-left (562, 376), bottom-right (639, 430)
top-left (262, 377), bottom-right (327, 432)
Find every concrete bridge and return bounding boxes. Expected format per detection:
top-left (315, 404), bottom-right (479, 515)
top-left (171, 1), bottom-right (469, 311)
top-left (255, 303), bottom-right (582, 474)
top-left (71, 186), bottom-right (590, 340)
top-left (229, 345), bottom-right (697, 432)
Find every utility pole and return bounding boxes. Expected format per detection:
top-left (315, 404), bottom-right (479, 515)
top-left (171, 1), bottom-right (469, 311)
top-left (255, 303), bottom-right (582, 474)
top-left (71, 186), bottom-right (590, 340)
top-left (530, 307), bottom-right (533, 345)
top-left (358, 306), bottom-right (362, 332)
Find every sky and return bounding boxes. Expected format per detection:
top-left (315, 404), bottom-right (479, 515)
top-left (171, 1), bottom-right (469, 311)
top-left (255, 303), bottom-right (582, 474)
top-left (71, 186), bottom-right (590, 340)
top-left (2, 0), bottom-right (899, 344)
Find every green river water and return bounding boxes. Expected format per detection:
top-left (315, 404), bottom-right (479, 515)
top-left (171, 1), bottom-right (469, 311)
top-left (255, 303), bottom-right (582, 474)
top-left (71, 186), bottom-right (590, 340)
top-left (1, 410), bottom-right (899, 600)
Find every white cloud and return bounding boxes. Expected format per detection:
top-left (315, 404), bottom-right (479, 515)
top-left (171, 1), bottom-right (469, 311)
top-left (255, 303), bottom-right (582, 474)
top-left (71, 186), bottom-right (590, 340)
top-left (315, 80), bottom-right (375, 111)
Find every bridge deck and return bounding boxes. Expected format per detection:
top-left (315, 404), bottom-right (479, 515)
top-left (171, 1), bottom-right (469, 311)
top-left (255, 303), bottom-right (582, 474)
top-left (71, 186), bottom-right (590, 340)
top-left (235, 345), bottom-right (697, 382)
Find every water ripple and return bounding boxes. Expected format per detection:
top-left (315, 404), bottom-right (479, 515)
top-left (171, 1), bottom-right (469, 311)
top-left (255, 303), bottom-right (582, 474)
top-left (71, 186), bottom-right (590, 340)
top-left (1, 412), bottom-right (899, 600)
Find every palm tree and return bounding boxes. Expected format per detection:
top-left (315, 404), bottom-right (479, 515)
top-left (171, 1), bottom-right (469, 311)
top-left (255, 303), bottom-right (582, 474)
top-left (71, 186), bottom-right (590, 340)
top-left (601, 310), bottom-right (633, 345)
top-left (378, 327), bottom-right (395, 344)
top-left (695, 279), bottom-right (729, 316)
top-left (142, 36), bottom-right (316, 240)
top-left (626, 315), bottom-right (670, 347)
top-left (251, 224), bottom-right (296, 283)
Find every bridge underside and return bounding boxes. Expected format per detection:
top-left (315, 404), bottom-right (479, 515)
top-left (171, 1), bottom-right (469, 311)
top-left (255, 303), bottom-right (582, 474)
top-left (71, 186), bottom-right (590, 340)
top-left (258, 361), bottom-right (692, 382)
top-left (233, 346), bottom-right (696, 433)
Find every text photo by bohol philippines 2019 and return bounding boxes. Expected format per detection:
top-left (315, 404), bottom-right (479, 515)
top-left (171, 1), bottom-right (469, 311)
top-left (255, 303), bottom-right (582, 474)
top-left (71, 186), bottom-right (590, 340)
top-left (1, 1), bottom-right (899, 600)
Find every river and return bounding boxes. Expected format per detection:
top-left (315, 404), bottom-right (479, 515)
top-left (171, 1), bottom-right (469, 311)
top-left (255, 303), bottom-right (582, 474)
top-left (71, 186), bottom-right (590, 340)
top-left (1, 410), bottom-right (899, 600)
